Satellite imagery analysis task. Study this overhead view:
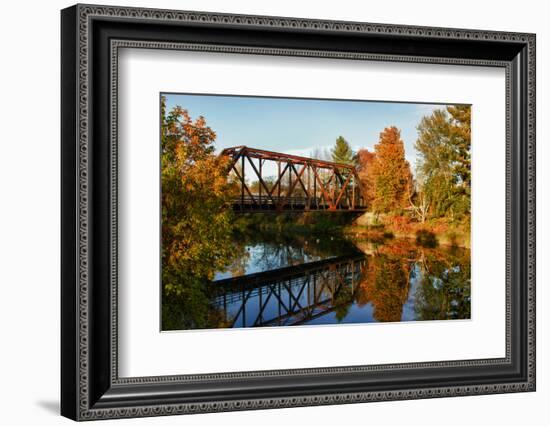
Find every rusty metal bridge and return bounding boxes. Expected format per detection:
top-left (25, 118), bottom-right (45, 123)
top-left (221, 146), bottom-right (367, 212)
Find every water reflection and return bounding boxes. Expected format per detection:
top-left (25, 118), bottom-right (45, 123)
top-left (212, 254), bottom-right (366, 327)
top-left (162, 235), bottom-right (470, 331)
top-left (216, 236), bottom-right (361, 280)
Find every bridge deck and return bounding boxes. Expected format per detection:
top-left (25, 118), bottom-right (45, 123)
top-left (231, 195), bottom-right (367, 212)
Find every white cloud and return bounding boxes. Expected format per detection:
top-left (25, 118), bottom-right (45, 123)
top-left (285, 144), bottom-right (333, 158)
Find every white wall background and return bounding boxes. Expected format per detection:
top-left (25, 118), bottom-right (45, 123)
top-left (0, 0), bottom-right (546, 424)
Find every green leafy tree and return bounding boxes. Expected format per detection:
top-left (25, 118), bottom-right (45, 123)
top-left (415, 106), bottom-right (471, 219)
top-left (331, 136), bottom-right (355, 164)
top-left (447, 105), bottom-right (471, 195)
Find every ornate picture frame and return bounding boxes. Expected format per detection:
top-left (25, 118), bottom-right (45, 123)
top-left (61, 4), bottom-right (535, 421)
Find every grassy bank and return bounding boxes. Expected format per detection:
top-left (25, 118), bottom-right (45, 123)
top-left (233, 211), bottom-right (358, 237)
top-left (345, 214), bottom-right (470, 248)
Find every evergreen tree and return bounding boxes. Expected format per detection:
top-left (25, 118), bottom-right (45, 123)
top-left (331, 136), bottom-right (355, 164)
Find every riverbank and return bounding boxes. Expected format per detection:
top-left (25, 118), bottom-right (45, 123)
top-left (344, 214), bottom-right (470, 249)
top-left (233, 211), bottom-right (354, 236)
top-left (233, 211), bottom-right (470, 249)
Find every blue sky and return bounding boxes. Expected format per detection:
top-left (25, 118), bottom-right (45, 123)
top-left (164, 93), bottom-right (448, 177)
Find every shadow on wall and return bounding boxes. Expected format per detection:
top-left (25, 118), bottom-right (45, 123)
top-left (35, 400), bottom-right (59, 416)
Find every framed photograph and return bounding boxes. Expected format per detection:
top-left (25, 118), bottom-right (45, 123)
top-left (61, 4), bottom-right (536, 421)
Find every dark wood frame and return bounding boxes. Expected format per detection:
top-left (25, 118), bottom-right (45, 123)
top-left (61, 3), bottom-right (536, 421)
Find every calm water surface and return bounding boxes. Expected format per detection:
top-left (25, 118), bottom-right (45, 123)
top-left (162, 233), bottom-right (471, 330)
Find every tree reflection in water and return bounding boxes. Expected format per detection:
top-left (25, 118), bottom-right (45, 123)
top-left (162, 235), bottom-right (470, 331)
top-left (412, 247), bottom-right (471, 320)
top-left (354, 239), bottom-right (471, 323)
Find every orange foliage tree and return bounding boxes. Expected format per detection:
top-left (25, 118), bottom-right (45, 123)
top-left (370, 127), bottom-right (413, 213)
top-left (356, 148), bottom-right (376, 208)
top-left (161, 96), bottom-right (237, 329)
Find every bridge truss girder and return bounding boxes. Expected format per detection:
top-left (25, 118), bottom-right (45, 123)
top-left (221, 146), bottom-right (367, 212)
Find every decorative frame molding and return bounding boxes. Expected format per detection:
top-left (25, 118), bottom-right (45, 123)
top-left (61, 3), bottom-right (535, 421)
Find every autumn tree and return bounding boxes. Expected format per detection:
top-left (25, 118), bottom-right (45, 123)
top-left (370, 127), bottom-right (412, 213)
top-left (249, 176), bottom-right (276, 194)
top-left (331, 136), bottom-right (355, 164)
top-left (356, 148), bottom-right (376, 207)
top-left (415, 106), bottom-right (471, 219)
top-left (161, 96), bottom-right (236, 329)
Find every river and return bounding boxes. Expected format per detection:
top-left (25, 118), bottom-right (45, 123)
top-left (162, 232), bottom-right (471, 330)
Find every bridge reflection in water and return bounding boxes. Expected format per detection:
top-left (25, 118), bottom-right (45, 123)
top-left (210, 254), bottom-right (367, 328)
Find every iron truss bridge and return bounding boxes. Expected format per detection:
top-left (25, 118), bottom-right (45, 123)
top-left (221, 146), bottom-right (367, 212)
